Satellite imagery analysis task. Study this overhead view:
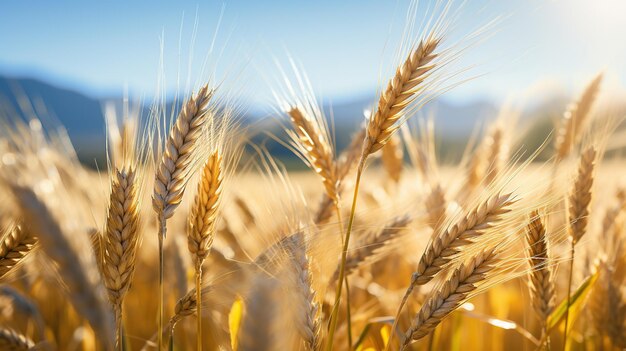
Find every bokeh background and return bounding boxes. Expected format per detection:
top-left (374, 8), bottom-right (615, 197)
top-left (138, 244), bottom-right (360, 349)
top-left (1, 0), bottom-right (625, 166)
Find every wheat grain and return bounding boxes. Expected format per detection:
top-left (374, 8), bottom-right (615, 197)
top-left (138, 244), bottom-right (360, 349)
top-left (0, 225), bottom-right (36, 279)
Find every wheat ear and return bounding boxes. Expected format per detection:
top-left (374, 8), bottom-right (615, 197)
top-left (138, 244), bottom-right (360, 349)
top-left (285, 232), bottom-right (322, 351)
top-left (362, 37), bottom-right (440, 157)
top-left (188, 150), bottom-right (223, 350)
top-left (0, 225), bottom-right (36, 279)
top-left (401, 248), bottom-right (498, 349)
top-left (288, 106), bottom-right (338, 203)
top-left (152, 85), bottom-right (214, 220)
top-left (483, 127), bottom-right (504, 185)
top-left (525, 211), bottom-right (555, 342)
top-left (425, 184), bottom-right (447, 232)
top-left (152, 85), bottom-right (213, 351)
top-left (555, 74), bottom-right (603, 161)
top-left (381, 134), bottom-right (404, 184)
top-left (569, 147), bottom-right (596, 245)
top-left (0, 328), bottom-right (34, 350)
top-left (102, 166), bottom-right (141, 350)
top-left (563, 146), bottom-right (596, 342)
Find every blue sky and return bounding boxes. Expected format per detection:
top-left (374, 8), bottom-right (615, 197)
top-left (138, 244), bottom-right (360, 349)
top-left (1, 0), bottom-right (625, 106)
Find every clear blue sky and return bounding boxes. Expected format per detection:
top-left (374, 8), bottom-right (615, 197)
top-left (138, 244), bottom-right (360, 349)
top-left (1, 0), bottom-right (625, 106)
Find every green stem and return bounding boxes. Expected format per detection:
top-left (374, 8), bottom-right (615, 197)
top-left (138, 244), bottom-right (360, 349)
top-left (562, 241), bottom-right (575, 349)
top-left (196, 266), bottom-right (203, 351)
top-left (325, 163), bottom-right (364, 351)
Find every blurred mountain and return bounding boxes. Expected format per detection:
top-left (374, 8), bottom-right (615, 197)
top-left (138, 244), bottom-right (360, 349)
top-left (0, 74), bottom-right (506, 166)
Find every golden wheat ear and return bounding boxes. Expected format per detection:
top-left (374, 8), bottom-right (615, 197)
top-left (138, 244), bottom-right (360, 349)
top-left (188, 150), bottom-right (223, 269)
top-left (401, 248), bottom-right (499, 349)
top-left (152, 84), bottom-right (214, 222)
top-left (283, 231), bottom-right (322, 351)
top-left (286, 106), bottom-right (338, 203)
top-left (101, 166), bottom-right (142, 349)
top-left (555, 73), bottom-right (603, 161)
top-left (363, 37), bottom-right (442, 159)
top-left (0, 225), bottom-right (36, 280)
top-left (525, 210), bottom-right (555, 334)
top-left (381, 134), bottom-right (404, 184)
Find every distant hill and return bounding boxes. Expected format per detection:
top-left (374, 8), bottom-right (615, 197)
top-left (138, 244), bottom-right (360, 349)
top-left (1, 74), bottom-right (506, 166)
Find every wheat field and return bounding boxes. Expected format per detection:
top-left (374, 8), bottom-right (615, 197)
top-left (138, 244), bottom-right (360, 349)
top-left (0, 1), bottom-right (625, 351)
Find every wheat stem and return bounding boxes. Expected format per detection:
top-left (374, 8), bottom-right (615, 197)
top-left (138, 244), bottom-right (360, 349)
top-left (196, 267), bottom-right (202, 351)
top-left (563, 241), bottom-right (575, 349)
top-left (157, 216), bottom-right (165, 351)
top-left (325, 161), bottom-right (364, 351)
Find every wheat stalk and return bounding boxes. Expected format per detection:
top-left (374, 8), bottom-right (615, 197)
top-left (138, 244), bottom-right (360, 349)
top-left (188, 149), bottom-right (223, 350)
top-left (525, 210), bottom-right (555, 342)
top-left (0, 328), bottom-right (34, 350)
top-left (0, 225), bottom-right (36, 279)
top-left (101, 166), bottom-right (142, 350)
top-left (401, 248), bottom-right (498, 349)
top-left (555, 74), bottom-right (603, 161)
top-left (152, 84), bottom-right (213, 350)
